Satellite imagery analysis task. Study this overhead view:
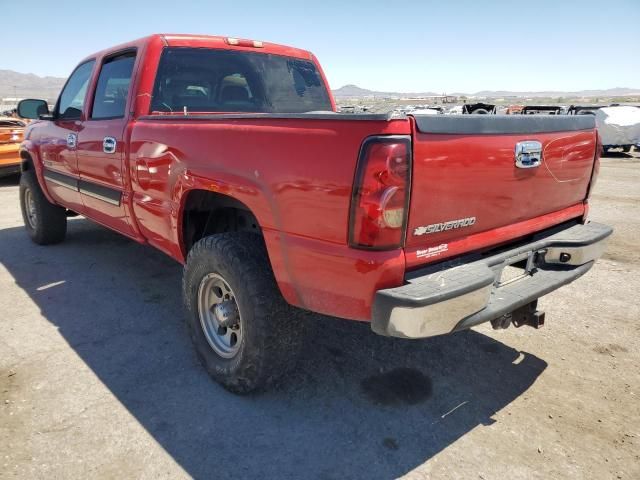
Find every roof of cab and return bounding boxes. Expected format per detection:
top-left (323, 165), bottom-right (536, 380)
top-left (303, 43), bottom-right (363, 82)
top-left (160, 34), bottom-right (313, 59)
top-left (78, 33), bottom-right (313, 65)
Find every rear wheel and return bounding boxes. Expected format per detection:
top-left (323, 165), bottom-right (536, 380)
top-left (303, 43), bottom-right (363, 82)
top-left (183, 232), bottom-right (303, 394)
top-left (19, 170), bottom-right (67, 245)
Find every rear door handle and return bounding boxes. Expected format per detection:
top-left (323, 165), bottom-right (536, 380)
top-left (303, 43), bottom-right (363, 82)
top-left (103, 136), bottom-right (117, 154)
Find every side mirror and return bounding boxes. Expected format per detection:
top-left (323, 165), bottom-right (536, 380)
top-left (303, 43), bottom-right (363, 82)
top-left (17, 99), bottom-right (51, 120)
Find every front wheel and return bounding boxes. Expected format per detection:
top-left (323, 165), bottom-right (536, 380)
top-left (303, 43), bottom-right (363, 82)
top-left (19, 170), bottom-right (67, 245)
top-left (182, 232), bottom-right (303, 394)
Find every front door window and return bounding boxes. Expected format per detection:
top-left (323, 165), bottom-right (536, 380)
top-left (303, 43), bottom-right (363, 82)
top-left (57, 60), bottom-right (95, 120)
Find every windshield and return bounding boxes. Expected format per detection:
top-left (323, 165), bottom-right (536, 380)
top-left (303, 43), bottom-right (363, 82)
top-left (150, 47), bottom-right (332, 114)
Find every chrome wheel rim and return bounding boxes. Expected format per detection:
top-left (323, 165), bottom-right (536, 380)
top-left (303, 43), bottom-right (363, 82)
top-left (24, 188), bottom-right (37, 229)
top-left (197, 273), bottom-right (243, 358)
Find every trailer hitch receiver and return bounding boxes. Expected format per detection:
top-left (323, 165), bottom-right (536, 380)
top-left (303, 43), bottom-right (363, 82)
top-left (491, 300), bottom-right (545, 330)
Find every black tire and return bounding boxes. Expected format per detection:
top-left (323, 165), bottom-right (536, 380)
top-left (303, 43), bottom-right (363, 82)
top-left (183, 232), bottom-right (303, 394)
top-left (622, 145), bottom-right (631, 153)
top-left (19, 170), bottom-right (67, 245)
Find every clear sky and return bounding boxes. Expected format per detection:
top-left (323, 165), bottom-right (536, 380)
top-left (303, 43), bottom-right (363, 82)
top-left (2, 0), bottom-right (639, 93)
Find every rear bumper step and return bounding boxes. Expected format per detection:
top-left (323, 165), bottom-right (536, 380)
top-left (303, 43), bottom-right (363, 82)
top-left (371, 222), bottom-right (612, 339)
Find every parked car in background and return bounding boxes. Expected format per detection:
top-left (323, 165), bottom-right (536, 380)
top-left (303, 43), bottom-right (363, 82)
top-left (567, 105), bottom-right (604, 115)
top-left (595, 106), bottom-right (640, 153)
top-left (0, 117), bottom-right (26, 177)
top-left (411, 107), bottom-right (443, 115)
top-left (505, 105), bottom-right (524, 114)
top-left (521, 106), bottom-right (563, 115)
top-left (462, 102), bottom-right (496, 114)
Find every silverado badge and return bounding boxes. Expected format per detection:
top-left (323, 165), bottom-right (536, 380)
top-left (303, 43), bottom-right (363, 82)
top-left (414, 217), bottom-right (476, 236)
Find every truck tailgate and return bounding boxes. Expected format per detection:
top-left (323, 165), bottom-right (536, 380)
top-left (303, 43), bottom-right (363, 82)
top-left (406, 115), bottom-right (597, 267)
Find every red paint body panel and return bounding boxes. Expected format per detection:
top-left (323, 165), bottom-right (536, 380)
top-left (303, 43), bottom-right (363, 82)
top-left (261, 228), bottom-right (405, 319)
top-left (38, 119), bottom-right (84, 212)
top-left (407, 130), bottom-right (595, 249)
top-left (76, 117), bottom-right (134, 237)
top-left (405, 203), bottom-right (585, 270)
top-left (128, 116), bottom-right (410, 315)
top-left (20, 34), bottom-right (597, 321)
top-left (129, 117), bottom-right (409, 243)
top-left (404, 127), bottom-right (596, 267)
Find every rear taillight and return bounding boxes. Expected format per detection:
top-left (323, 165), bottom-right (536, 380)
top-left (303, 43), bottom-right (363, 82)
top-left (349, 136), bottom-right (411, 249)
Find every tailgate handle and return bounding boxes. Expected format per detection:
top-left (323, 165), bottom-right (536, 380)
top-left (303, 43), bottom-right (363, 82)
top-left (515, 140), bottom-right (542, 168)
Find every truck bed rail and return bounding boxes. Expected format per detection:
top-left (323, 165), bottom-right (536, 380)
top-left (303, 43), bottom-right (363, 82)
top-left (412, 114), bottom-right (595, 134)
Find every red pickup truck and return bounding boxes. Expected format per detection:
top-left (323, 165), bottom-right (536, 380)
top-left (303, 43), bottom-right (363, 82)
top-left (17, 34), bottom-right (612, 393)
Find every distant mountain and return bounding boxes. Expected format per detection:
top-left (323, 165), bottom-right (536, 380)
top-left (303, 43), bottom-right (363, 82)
top-left (332, 84), bottom-right (376, 97)
top-left (333, 84), bottom-right (640, 99)
top-left (0, 70), bottom-right (66, 101)
top-left (2, 70), bottom-right (638, 104)
top-left (333, 84), bottom-right (440, 98)
top-left (468, 87), bottom-right (640, 98)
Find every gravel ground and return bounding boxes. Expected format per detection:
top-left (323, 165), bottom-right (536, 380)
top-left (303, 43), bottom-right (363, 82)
top-left (1, 152), bottom-right (638, 479)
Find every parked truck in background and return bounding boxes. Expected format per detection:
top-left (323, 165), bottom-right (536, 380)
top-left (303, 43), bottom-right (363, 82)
top-left (17, 34), bottom-right (612, 393)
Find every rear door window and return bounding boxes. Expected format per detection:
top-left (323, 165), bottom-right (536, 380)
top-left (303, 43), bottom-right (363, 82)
top-left (91, 52), bottom-right (136, 119)
top-left (151, 48), bottom-right (332, 114)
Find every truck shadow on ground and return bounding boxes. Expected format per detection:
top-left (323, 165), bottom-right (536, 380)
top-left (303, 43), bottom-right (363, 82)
top-left (602, 151), bottom-right (636, 159)
top-left (0, 218), bottom-right (547, 480)
top-left (0, 173), bottom-right (20, 186)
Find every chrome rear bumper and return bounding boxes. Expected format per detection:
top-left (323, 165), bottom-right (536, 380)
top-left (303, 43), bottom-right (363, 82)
top-left (371, 222), bottom-right (612, 339)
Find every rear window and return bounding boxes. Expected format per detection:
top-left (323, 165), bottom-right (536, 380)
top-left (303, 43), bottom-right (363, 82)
top-left (150, 47), bottom-right (332, 114)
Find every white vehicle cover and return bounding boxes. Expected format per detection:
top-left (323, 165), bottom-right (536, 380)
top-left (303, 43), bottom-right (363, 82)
top-left (411, 108), bottom-right (441, 115)
top-left (595, 106), bottom-right (640, 146)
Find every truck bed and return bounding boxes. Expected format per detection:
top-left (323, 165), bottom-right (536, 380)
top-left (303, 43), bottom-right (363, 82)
top-left (131, 112), bottom-right (597, 320)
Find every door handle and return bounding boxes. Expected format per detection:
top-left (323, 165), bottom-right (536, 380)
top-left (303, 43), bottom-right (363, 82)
top-left (103, 136), bottom-right (117, 154)
top-left (66, 133), bottom-right (77, 149)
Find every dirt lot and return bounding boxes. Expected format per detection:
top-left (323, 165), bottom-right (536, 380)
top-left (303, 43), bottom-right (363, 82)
top-left (1, 153), bottom-right (639, 479)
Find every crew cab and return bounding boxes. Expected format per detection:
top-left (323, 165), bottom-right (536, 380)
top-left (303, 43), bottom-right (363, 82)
top-left (17, 34), bottom-right (611, 393)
